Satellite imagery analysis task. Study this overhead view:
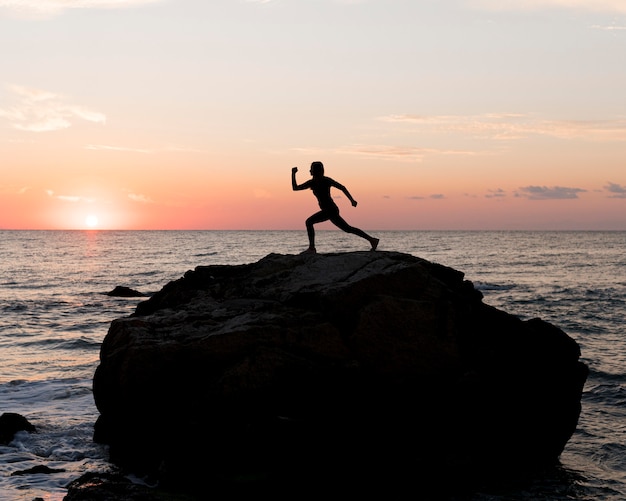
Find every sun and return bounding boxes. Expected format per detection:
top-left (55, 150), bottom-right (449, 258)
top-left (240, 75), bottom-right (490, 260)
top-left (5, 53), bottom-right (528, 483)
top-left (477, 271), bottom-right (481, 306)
top-left (85, 214), bottom-right (99, 228)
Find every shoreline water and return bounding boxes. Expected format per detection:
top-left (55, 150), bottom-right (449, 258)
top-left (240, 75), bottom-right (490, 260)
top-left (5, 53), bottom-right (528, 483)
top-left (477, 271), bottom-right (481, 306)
top-left (0, 230), bottom-right (624, 500)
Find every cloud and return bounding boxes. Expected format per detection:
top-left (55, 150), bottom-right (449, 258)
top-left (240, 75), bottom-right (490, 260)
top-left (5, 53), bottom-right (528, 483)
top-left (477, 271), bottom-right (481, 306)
top-left (381, 113), bottom-right (626, 142)
top-left (341, 144), bottom-right (476, 162)
top-left (539, 119), bottom-right (626, 141)
top-left (349, 145), bottom-right (435, 162)
top-left (128, 192), bottom-right (154, 203)
top-left (57, 195), bottom-right (83, 202)
top-left (0, 185), bottom-right (31, 195)
top-left (85, 144), bottom-right (152, 154)
top-left (407, 194), bottom-right (446, 200)
top-left (468, 0), bottom-right (626, 13)
top-left (517, 185), bottom-right (587, 200)
top-left (604, 181), bottom-right (626, 198)
top-left (0, 85), bottom-right (105, 132)
top-left (381, 113), bottom-right (534, 141)
top-left (485, 188), bottom-right (507, 198)
top-left (46, 190), bottom-right (96, 203)
top-left (0, 0), bottom-right (161, 16)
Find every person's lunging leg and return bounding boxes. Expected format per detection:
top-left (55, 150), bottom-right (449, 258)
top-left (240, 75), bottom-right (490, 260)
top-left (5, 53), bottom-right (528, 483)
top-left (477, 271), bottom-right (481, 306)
top-left (331, 214), bottom-right (379, 250)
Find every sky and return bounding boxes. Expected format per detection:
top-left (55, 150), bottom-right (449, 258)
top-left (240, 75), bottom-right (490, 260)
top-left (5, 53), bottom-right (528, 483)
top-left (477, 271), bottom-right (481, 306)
top-left (1, 0), bottom-right (625, 230)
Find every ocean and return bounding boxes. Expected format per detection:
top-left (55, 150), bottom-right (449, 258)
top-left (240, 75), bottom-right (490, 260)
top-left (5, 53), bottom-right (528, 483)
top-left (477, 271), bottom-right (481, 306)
top-left (0, 230), bottom-right (624, 500)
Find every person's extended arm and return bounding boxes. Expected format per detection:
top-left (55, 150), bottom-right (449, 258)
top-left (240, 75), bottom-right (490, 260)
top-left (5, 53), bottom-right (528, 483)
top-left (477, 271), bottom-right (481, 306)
top-left (331, 179), bottom-right (358, 207)
top-left (291, 167), bottom-right (310, 191)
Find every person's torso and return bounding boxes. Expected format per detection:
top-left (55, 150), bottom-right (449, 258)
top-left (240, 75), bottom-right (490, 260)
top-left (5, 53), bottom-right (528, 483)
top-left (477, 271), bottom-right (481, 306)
top-left (311, 177), bottom-right (337, 210)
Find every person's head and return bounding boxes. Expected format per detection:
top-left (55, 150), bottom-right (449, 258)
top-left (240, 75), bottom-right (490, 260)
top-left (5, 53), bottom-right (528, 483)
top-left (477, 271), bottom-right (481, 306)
top-left (310, 161), bottom-right (324, 177)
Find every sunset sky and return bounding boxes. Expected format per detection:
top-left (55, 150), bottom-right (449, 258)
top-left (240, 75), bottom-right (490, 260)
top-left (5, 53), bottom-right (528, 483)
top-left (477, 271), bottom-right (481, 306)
top-left (1, 0), bottom-right (625, 230)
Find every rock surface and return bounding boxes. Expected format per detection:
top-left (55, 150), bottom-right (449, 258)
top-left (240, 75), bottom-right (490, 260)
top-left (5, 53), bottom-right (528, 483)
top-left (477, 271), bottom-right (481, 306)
top-left (64, 473), bottom-right (184, 501)
top-left (93, 251), bottom-right (588, 497)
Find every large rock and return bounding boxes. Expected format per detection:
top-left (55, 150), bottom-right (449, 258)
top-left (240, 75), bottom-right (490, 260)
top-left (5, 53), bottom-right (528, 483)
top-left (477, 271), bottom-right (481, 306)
top-left (93, 251), bottom-right (587, 497)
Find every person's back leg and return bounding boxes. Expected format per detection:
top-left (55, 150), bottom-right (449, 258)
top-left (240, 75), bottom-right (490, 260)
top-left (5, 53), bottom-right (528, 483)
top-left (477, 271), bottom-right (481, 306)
top-left (330, 214), bottom-right (379, 250)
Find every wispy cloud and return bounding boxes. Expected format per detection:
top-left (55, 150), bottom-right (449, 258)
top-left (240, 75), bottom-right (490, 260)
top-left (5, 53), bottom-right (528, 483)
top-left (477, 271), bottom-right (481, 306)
top-left (541, 119), bottom-right (626, 141)
top-left (127, 192), bottom-right (154, 203)
top-left (348, 145), bottom-right (437, 162)
top-left (46, 190), bottom-right (96, 203)
top-left (408, 194), bottom-right (446, 200)
top-left (381, 113), bottom-right (626, 142)
top-left (341, 144), bottom-right (476, 162)
top-left (0, 185), bottom-right (31, 195)
top-left (0, 0), bottom-right (161, 16)
top-left (604, 181), bottom-right (626, 198)
top-left (469, 0), bottom-right (626, 14)
top-left (85, 144), bottom-right (152, 154)
top-left (485, 188), bottom-right (507, 198)
top-left (516, 185), bottom-right (587, 200)
top-left (382, 113), bottom-right (528, 141)
top-left (0, 85), bottom-right (105, 132)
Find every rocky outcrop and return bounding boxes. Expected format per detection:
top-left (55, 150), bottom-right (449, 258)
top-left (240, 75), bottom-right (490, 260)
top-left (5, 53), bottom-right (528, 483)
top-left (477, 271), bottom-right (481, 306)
top-left (0, 413), bottom-right (36, 445)
top-left (11, 465), bottom-right (65, 476)
top-left (105, 286), bottom-right (147, 298)
top-left (93, 251), bottom-right (587, 497)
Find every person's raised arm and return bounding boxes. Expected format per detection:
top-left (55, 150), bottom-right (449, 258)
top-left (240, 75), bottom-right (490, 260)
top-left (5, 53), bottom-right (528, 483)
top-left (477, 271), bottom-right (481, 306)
top-left (292, 167), bottom-right (309, 191)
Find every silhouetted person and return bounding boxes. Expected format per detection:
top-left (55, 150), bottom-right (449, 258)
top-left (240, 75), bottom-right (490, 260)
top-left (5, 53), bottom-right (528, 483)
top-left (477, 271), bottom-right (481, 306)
top-left (292, 161), bottom-right (379, 253)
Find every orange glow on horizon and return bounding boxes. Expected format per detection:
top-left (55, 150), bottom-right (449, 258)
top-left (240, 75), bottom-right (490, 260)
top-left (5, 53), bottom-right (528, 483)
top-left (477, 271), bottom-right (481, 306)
top-left (1, 172), bottom-right (625, 231)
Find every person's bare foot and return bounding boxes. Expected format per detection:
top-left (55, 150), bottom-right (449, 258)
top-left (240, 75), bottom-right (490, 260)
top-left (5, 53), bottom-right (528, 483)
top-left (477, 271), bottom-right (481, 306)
top-left (370, 238), bottom-right (379, 251)
top-left (301, 247), bottom-right (316, 254)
